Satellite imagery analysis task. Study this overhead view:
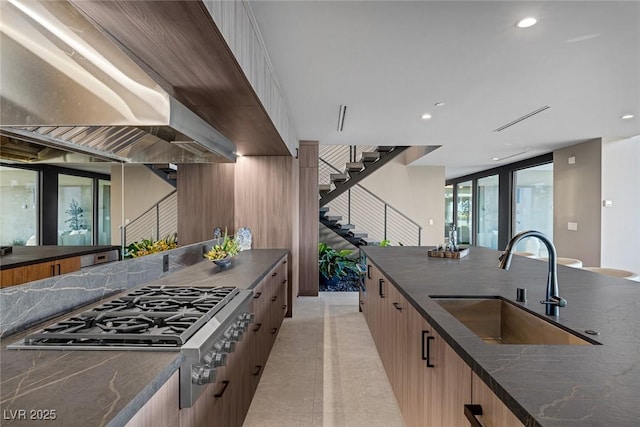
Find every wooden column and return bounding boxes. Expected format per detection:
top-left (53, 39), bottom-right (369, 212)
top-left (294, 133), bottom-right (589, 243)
top-left (298, 141), bottom-right (319, 296)
top-left (235, 156), bottom-right (299, 315)
top-left (177, 163), bottom-right (235, 245)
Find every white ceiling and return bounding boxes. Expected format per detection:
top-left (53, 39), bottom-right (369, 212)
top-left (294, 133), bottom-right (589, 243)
top-left (248, 1), bottom-right (640, 179)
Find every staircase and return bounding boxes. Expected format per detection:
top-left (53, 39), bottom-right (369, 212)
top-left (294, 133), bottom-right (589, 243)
top-left (148, 163), bottom-right (178, 187)
top-left (318, 145), bottom-right (421, 247)
top-left (319, 146), bottom-right (409, 206)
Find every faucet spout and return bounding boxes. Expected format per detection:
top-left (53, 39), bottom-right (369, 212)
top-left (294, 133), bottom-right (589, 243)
top-left (499, 230), bottom-right (566, 316)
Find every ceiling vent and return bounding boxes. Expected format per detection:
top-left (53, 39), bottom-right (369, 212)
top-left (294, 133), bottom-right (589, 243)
top-left (493, 106), bottom-right (551, 132)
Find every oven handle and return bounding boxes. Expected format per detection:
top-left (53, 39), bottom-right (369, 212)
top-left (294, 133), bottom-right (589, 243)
top-left (214, 380), bottom-right (230, 398)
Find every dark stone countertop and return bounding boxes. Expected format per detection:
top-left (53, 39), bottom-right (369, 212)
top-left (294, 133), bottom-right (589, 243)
top-left (0, 246), bottom-right (120, 270)
top-left (0, 249), bottom-right (288, 427)
top-left (360, 246), bottom-right (640, 427)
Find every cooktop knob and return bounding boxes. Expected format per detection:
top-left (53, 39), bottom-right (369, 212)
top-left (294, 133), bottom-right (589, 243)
top-left (225, 328), bottom-right (243, 342)
top-left (239, 312), bottom-right (255, 323)
top-left (203, 350), bottom-right (228, 367)
top-left (214, 339), bottom-right (235, 353)
top-left (191, 363), bottom-right (216, 385)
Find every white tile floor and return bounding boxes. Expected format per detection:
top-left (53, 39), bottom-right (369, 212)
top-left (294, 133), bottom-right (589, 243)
top-left (243, 292), bottom-right (405, 427)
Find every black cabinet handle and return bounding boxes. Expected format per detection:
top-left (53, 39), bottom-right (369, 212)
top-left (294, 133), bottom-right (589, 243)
top-left (51, 264), bottom-right (55, 276)
top-left (392, 302), bottom-right (402, 311)
top-left (271, 295), bottom-right (278, 301)
top-left (271, 272), bottom-right (277, 277)
top-left (214, 380), bottom-right (230, 398)
top-left (426, 336), bottom-right (435, 368)
top-left (378, 278), bottom-right (385, 298)
top-left (282, 305), bottom-right (287, 310)
top-left (253, 292), bottom-right (262, 299)
top-left (359, 300), bottom-right (364, 305)
top-left (282, 279), bottom-right (287, 284)
top-left (96, 255), bottom-right (106, 260)
top-left (464, 404), bottom-right (483, 427)
top-left (367, 265), bottom-right (371, 279)
top-left (57, 263), bottom-right (61, 275)
top-left (271, 327), bottom-right (278, 335)
top-left (253, 323), bottom-right (262, 332)
top-left (283, 260), bottom-right (287, 264)
top-left (421, 331), bottom-right (435, 367)
top-left (252, 365), bottom-right (263, 376)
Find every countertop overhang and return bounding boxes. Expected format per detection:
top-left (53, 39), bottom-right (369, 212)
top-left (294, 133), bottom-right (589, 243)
top-left (360, 245), bottom-right (640, 427)
top-left (0, 245), bottom-right (120, 270)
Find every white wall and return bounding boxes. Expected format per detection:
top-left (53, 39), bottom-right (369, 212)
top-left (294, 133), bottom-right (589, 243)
top-left (360, 157), bottom-right (445, 246)
top-left (110, 164), bottom-right (175, 245)
top-left (601, 136), bottom-right (640, 274)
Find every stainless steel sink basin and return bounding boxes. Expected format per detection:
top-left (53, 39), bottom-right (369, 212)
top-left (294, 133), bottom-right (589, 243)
top-left (431, 296), bottom-right (597, 345)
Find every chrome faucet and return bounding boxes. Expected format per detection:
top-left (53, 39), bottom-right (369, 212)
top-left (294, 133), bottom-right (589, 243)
top-left (498, 230), bottom-right (567, 316)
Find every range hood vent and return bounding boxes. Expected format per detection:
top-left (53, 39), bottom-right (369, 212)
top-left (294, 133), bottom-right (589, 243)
top-left (0, 0), bottom-right (236, 164)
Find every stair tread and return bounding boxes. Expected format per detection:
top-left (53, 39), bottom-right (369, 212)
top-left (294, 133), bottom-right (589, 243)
top-left (337, 223), bottom-right (355, 229)
top-left (361, 237), bottom-right (381, 245)
top-left (349, 230), bottom-right (368, 238)
top-left (319, 207), bottom-right (330, 213)
top-left (325, 215), bottom-right (342, 221)
top-left (345, 162), bottom-right (364, 172)
top-left (319, 184), bottom-right (332, 192)
top-left (359, 152), bottom-right (380, 162)
top-left (330, 173), bottom-right (349, 182)
top-left (375, 146), bottom-right (395, 152)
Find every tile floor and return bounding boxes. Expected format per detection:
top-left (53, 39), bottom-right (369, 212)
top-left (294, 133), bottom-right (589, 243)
top-left (243, 292), bottom-right (405, 427)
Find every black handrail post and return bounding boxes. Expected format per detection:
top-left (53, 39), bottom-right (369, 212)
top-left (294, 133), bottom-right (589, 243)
top-left (418, 228), bottom-right (421, 246)
top-left (348, 188), bottom-right (351, 224)
top-left (384, 204), bottom-right (388, 240)
top-left (156, 204), bottom-right (160, 241)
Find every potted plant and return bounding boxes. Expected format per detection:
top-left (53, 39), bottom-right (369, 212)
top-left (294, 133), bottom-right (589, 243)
top-left (318, 243), bottom-right (358, 290)
top-left (204, 230), bottom-right (240, 267)
top-left (124, 233), bottom-right (178, 258)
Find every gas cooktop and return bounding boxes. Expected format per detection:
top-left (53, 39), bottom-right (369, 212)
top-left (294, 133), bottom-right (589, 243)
top-left (9, 285), bottom-right (240, 349)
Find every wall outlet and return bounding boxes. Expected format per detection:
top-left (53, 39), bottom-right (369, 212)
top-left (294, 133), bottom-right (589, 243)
top-left (568, 156), bottom-right (576, 165)
top-left (429, 219), bottom-right (434, 226)
top-left (568, 222), bottom-right (578, 231)
top-left (603, 200), bottom-right (613, 208)
top-left (163, 254), bottom-right (169, 272)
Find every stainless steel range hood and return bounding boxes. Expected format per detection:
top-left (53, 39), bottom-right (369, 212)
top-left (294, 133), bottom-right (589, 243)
top-left (0, 0), bottom-right (236, 164)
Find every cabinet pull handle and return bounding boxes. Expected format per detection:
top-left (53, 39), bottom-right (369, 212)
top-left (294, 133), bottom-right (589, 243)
top-left (253, 323), bottom-right (262, 332)
top-left (271, 327), bottom-right (278, 335)
top-left (464, 404), bottom-right (483, 427)
top-left (271, 272), bottom-right (277, 277)
top-left (378, 278), bottom-right (385, 298)
top-left (253, 292), bottom-right (262, 299)
top-left (282, 279), bottom-right (287, 284)
top-left (283, 260), bottom-right (287, 264)
top-left (392, 302), bottom-right (402, 311)
top-left (51, 265), bottom-right (56, 276)
top-left (367, 265), bottom-right (372, 279)
top-left (57, 263), bottom-right (61, 275)
top-left (426, 336), bottom-right (435, 368)
top-left (359, 300), bottom-right (364, 305)
top-left (282, 305), bottom-right (287, 310)
top-left (271, 295), bottom-right (278, 301)
top-left (252, 365), bottom-right (263, 376)
top-left (421, 331), bottom-right (428, 360)
top-left (214, 380), bottom-right (230, 398)
top-left (96, 255), bottom-right (106, 260)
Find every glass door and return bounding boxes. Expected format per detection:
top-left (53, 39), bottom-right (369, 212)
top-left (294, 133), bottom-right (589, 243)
top-left (58, 174), bottom-right (93, 245)
top-left (456, 181), bottom-right (472, 245)
top-left (0, 166), bottom-right (39, 246)
top-left (513, 164), bottom-right (553, 256)
top-left (476, 175), bottom-right (499, 249)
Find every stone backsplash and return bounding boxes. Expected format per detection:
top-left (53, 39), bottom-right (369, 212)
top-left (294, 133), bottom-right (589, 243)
top-left (0, 240), bottom-right (217, 338)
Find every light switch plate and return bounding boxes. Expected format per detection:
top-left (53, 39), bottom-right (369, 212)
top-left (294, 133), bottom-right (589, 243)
top-left (603, 200), bottom-right (613, 208)
top-left (568, 156), bottom-right (576, 165)
top-left (568, 222), bottom-right (578, 231)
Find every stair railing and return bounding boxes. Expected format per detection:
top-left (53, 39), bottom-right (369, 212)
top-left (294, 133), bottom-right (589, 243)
top-left (121, 190), bottom-right (178, 245)
top-left (319, 156), bottom-right (422, 246)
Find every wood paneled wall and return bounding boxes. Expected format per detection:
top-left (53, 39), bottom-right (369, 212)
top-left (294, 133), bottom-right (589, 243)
top-left (177, 163), bottom-right (235, 245)
top-left (299, 141), bottom-right (319, 296)
top-left (235, 156), bottom-right (299, 315)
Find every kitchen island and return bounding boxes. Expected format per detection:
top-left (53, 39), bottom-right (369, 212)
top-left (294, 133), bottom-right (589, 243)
top-left (0, 248), bottom-right (288, 427)
top-left (360, 245), bottom-right (640, 426)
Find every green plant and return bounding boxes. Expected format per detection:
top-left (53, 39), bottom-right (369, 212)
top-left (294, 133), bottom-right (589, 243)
top-left (379, 239), bottom-right (391, 247)
top-left (204, 230), bottom-right (240, 260)
top-left (125, 233), bottom-right (177, 258)
top-left (64, 199), bottom-right (86, 231)
top-left (318, 243), bottom-right (358, 280)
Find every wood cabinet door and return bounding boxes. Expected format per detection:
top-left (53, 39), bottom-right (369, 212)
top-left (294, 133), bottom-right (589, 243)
top-left (387, 284), bottom-right (408, 419)
top-left (23, 261), bottom-right (55, 283)
top-left (471, 372), bottom-right (524, 427)
top-left (428, 328), bottom-right (471, 427)
top-left (56, 256), bottom-right (81, 274)
top-left (405, 301), bottom-right (431, 427)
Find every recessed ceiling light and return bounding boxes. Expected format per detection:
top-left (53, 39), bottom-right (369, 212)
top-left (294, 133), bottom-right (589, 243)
top-left (421, 113), bottom-right (432, 120)
top-left (492, 157), bottom-right (500, 161)
top-left (516, 17), bottom-right (537, 28)
top-left (621, 114), bottom-right (634, 120)
top-left (435, 102), bottom-right (446, 107)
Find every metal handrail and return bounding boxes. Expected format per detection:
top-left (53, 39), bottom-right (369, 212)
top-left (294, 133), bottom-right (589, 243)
top-left (121, 190), bottom-right (177, 245)
top-left (319, 157), bottom-right (422, 231)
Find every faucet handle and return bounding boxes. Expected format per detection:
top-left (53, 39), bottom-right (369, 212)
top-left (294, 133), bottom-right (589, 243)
top-left (540, 296), bottom-right (567, 308)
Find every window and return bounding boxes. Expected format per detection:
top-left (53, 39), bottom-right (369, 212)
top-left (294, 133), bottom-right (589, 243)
top-left (456, 181), bottom-right (473, 244)
top-left (58, 174), bottom-right (94, 246)
top-left (444, 184), bottom-right (453, 233)
top-left (476, 175), bottom-right (499, 249)
top-left (0, 166), bottom-right (39, 246)
top-left (98, 179), bottom-right (111, 245)
top-left (513, 163), bottom-right (554, 257)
